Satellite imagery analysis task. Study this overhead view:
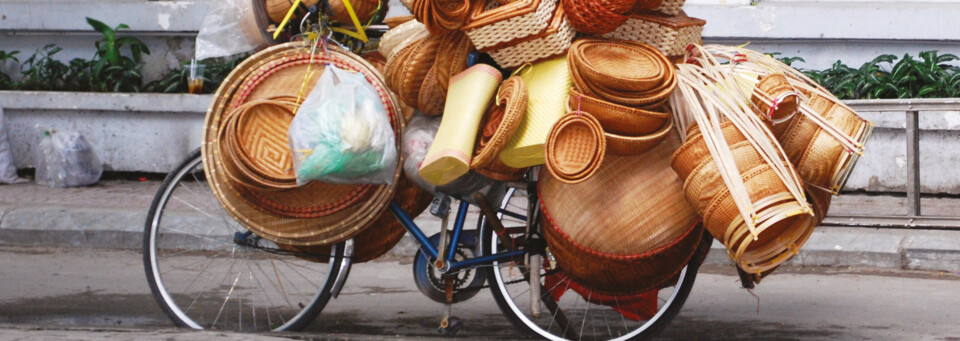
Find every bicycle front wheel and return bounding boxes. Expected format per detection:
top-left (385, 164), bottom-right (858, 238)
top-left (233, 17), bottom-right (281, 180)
top-left (143, 148), bottom-right (345, 332)
top-left (481, 186), bottom-right (707, 341)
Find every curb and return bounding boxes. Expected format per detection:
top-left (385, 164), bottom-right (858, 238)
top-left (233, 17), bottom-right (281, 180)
top-left (2, 203), bottom-right (959, 273)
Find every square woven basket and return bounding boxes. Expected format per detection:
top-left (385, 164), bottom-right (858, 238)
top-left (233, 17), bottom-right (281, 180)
top-left (482, 5), bottom-right (575, 69)
top-left (460, 0), bottom-right (559, 50)
top-left (603, 11), bottom-right (705, 57)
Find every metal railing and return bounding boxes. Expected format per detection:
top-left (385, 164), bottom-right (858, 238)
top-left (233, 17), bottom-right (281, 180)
top-left (824, 98), bottom-right (960, 229)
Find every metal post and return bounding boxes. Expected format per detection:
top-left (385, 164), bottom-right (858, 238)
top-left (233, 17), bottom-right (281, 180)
top-left (906, 110), bottom-right (921, 218)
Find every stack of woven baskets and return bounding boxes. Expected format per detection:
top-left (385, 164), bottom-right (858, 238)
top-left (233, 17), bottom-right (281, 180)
top-left (202, 42), bottom-right (430, 263)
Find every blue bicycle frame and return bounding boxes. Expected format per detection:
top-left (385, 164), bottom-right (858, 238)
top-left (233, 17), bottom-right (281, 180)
top-left (387, 200), bottom-right (526, 273)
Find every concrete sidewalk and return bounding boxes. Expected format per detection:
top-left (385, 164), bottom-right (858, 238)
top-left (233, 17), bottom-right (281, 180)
top-left (1, 180), bottom-right (959, 272)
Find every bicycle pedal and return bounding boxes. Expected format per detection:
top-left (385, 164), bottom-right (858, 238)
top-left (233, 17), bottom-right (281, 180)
top-left (430, 194), bottom-right (452, 218)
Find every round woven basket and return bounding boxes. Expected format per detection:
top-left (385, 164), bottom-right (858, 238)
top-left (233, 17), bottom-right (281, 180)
top-left (412, 0), bottom-right (479, 34)
top-left (778, 94), bottom-right (871, 192)
top-left (201, 42), bottom-right (404, 246)
top-left (568, 39), bottom-right (677, 107)
top-left (670, 120), bottom-right (746, 181)
top-left (385, 35), bottom-right (441, 110)
top-left (545, 113), bottom-right (606, 184)
top-left (561, 0), bottom-right (634, 34)
top-left (751, 73), bottom-right (799, 123)
top-left (472, 76), bottom-right (527, 169)
top-left (567, 88), bottom-right (668, 136)
top-left (540, 132), bottom-right (702, 295)
top-left (604, 116), bottom-right (674, 155)
top-left (219, 97), bottom-right (299, 191)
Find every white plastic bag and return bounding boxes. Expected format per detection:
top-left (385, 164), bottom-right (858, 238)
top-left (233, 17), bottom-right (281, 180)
top-left (35, 129), bottom-right (103, 187)
top-left (402, 113), bottom-right (441, 193)
top-left (194, 0), bottom-right (267, 60)
top-left (0, 105), bottom-right (24, 184)
top-left (288, 65), bottom-right (397, 185)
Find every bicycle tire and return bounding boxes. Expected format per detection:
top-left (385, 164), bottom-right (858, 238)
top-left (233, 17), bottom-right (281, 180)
top-left (480, 186), bottom-right (709, 340)
top-left (143, 148), bottom-right (346, 332)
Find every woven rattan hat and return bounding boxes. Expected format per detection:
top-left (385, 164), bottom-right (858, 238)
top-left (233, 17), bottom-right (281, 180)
top-left (471, 76), bottom-right (527, 169)
top-left (545, 112), bottom-right (606, 184)
top-left (540, 132), bottom-right (701, 294)
top-left (202, 42), bottom-right (404, 246)
top-left (567, 88), bottom-right (668, 136)
top-left (419, 64), bottom-right (502, 185)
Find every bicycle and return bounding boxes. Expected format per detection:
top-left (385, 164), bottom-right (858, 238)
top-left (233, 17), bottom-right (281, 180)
top-left (143, 9), bottom-right (713, 340)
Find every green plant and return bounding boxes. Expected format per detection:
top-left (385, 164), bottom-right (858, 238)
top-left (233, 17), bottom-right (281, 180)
top-left (18, 44), bottom-right (72, 91)
top-left (85, 17), bottom-right (150, 92)
top-left (766, 52), bottom-right (805, 67)
top-left (0, 50), bottom-right (20, 90)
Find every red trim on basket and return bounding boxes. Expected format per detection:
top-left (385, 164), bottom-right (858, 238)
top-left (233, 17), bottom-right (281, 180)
top-left (536, 180), bottom-right (700, 260)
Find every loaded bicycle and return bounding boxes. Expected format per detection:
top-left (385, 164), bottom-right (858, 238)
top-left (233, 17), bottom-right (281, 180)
top-left (142, 0), bottom-right (870, 339)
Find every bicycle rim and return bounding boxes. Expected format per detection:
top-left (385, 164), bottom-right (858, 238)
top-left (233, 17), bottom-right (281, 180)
top-left (143, 149), bottom-right (344, 332)
top-left (482, 187), bottom-right (699, 341)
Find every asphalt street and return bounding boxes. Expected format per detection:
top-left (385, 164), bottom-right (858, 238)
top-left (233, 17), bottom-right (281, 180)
top-left (0, 246), bottom-right (958, 340)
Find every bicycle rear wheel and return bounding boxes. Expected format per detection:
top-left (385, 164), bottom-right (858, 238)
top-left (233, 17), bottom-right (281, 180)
top-left (481, 186), bottom-right (708, 340)
top-left (143, 148), bottom-right (346, 332)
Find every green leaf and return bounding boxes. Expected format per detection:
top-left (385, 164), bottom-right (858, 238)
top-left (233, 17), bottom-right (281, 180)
top-left (918, 84), bottom-right (939, 97)
top-left (86, 17), bottom-right (115, 40)
top-left (938, 53), bottom-right (959, 63)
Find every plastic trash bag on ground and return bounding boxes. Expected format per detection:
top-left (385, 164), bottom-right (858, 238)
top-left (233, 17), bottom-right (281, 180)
top-left (0, 105), bottom-right (25, 184)
top-left (194, 0), bottom-right (269, 60)
top-left (289, 65), bottom-right (397, 185)
top-left (402, 113), bottom-right (441, 193)
top-left (35, 129), bottom-right (103, 187)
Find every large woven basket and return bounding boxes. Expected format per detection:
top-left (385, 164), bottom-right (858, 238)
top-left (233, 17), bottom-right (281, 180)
top-left (561, 0), bottom-right (633, 34)
top-left (481, 5), bottom-right (574, 69)
top-left (672, 124), bottom-right (817, 275)
top-left (540, 132), bottom-right (702, 294)
top-left (603, 11), bottom-right (705, 58)
top-left (778, 94), bottom-right (873, 193)
top-left (201, 42), bottom-right (403, 246)
top-left (460, 0), bottom-right (559, 50)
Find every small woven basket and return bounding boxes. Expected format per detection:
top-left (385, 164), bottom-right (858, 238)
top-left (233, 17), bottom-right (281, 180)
top-left (751, 73), bottom-right (799, 123)
top-left (569, 39), bottom-right (676, 106)
top-left (561, 0), bottom-right (633, 34)
top-left (540, 132), bottom-right (701, 294)
top-left (460, 0), bottom-right (559, 51)
top-left (567, 88), bottom-right (669, 136)
top-left (482, 5), bottom-right (574, 69)
top-left (545, 112), bottom-right (606, 184)
top-left (603, 11), bottom-right (705, 58)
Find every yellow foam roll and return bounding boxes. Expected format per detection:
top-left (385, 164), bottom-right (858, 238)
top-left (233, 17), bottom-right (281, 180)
top-left (498, 55), bottom-right (573, 168)
top-left (419, 64), bottom-right (502, 185)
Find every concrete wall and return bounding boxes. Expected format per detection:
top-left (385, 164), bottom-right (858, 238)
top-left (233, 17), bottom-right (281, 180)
top-left (0, 91), bottom-right (208, 173)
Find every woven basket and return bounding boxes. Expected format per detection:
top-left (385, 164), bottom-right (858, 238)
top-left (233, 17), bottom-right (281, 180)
top-left (385, 35), bottom-right (440, 109)
top-left (561, 0), bottom-right (633, 35)
top-left (286, 175), bottom-right (434, 263)
top-left (652, 0), bottom-right (685, 15)
top-left (545, 113), bottom-right (606, 184)
top-left (413, 0), bottom-right (481, 33)
top-left (482, 5), bottom-right (574, 69)
top-left (672, 124), bottom-right (817, 274)
top-left (603, 11), bottom-right (705, 58)
top-left (751, 73), bottom-right (799, 123)
top-left (418, 31), bottom-right (475, 116)
top-left (540, 132), bottom-right (702, 294)
top-left (460, 0), bottom-right (558, 51)
top-left (567, 88), bottom-right (668, 136)
top-left (472, 76), bottom-right (528, 169)
top-left (605, 115), bottom-right (674, 155)
top-left (379, 19), bottom-right (430, 61)
top-left (201, 42), bottom-right (404, 246)
top-left (242, 0), bottom-right (282, 47)
top-left (219, 97), bottom-right (299, 190)
top-left (569, 39), bottom-right (676, 107)
top-left (328, 0), bottom-right (384, 25)
top-left (266, 0), bottom-right (320, 23)
top-left (778, 94), bottom-right (872, 193)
